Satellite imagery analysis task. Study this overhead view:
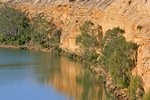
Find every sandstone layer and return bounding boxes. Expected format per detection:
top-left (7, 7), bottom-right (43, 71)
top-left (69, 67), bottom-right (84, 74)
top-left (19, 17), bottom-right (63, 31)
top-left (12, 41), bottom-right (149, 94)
top-left (0, 0), bottom-right (150, 92)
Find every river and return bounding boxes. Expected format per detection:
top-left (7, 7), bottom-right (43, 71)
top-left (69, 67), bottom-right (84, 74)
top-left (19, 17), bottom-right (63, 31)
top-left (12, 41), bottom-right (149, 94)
top-left (0, 48), bottom-right (114, 100)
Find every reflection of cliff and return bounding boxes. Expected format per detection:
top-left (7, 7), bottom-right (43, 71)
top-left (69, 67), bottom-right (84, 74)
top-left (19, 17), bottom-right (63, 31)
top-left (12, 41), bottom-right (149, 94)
top-left (45, 56), bottom-right (113, 100)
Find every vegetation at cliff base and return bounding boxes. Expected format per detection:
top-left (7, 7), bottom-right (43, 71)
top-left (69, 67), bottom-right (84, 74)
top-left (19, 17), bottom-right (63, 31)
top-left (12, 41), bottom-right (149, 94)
top-left (31, 13), bottom-right (57, 48)
top-left (0, 7), bottom-right (30, 45)
top-left (143, 89), bottom-right (150, 100)
top-left (99, 27), bottom-right (138, 89)
top-left (0, 6), bottom-right (61, 52)
top-left (75, 22), bottom-right (138, 88)
top-left (75, 21), bottom-right (102, 62)
top-left (127, 75), bottom-right (144, 100)
top-left (75, 21), bottom-right (145, 99)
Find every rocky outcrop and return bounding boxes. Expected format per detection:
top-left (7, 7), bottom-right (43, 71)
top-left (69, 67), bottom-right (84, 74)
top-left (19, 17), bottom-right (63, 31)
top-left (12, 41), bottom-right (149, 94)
top-left (0, 0), bottom-right (150, 92)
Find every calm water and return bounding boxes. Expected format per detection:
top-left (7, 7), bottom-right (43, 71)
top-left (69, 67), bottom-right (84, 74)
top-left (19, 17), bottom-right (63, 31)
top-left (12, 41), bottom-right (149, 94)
top-left (0, 48), bottom-right (114, 100)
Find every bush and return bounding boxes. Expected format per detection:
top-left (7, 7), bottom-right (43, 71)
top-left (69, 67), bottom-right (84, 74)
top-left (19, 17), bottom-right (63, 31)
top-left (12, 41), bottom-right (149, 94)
top-left (50, 32), bottom-right (60, 44)
top-left (143, 89), bottom-right (150, 100)
top-left (39, 41), bottom-right (48, 48)
top-left (87, 53), bottom-right (99, 61)
top-left (67, 53), bottom-right (74, 59)
top-left (75, 21), bottom-right (101, 61)
top-left (10, 36), bottom-right (17, 42)
top-left (57, 48), bottom-right (62, 53)
top-left (13, 41), bottom-right (19, 45)
top-left (137, 25), bottom-right (143, 30)
top-left (0, 36), bottom-right (6, 43)
top-left (75, 34), bottom-right (82, 44)
top-left (119, 76), bottom-right (130, 89)
top-left (18, 39), bottom-right (26, 45)
top-left (3, 40), bottom-right (10, 45)
top-left (24, 35), bottom-right (31, 42)
top-left (98, 55), bottom-right (106, 63)
top-left (127, 76), bottom-right (143, 100)
top-left (0, 6), bottom-right (30, 39)
top-left (41, 42), bottom-right (48, 48)
top-left (69, 0), bottom-right (74, 2)
top-left (99, 27), bottom-right (138, 88)
top-left (53, 45), bottom-right (59, 50)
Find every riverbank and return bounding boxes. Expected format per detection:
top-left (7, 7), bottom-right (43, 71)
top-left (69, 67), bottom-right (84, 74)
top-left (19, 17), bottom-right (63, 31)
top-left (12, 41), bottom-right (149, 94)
top-left (0, 44), bottom-right (129, 100)
top-left (0, 44), bottom-right (54, 53)
top-left (90, 65), bottom-right (129, 100)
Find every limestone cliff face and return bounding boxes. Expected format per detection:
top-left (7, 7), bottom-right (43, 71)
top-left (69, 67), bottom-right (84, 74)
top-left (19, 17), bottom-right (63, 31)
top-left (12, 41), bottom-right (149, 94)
top-left (1, 0), bottom-right (150, 92)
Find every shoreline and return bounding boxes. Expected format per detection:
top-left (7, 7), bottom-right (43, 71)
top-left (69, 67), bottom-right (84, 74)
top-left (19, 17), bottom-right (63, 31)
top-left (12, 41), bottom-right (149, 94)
top-left (0, 44), bottom-right (129, 100)
top-left (90, 65), bottom-right (129, 100)
top-left (0, 44), bottom-right (55, 53)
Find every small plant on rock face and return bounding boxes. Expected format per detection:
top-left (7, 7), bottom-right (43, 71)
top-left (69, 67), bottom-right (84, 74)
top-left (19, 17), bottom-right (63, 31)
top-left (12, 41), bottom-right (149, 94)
top-left (69, 0), bottom-right (74, 2)
top-left (137, 25), bottom-right (143, 30)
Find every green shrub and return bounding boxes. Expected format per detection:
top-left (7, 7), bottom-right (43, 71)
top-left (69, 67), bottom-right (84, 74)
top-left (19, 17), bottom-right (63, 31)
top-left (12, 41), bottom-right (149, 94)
top-left (137, 25), bottom-right (143, 30)
top-left (10, 36), bottom-right (17, 42)
top-left (50, 32), bottom-right (60, 44)
top-left (75, 21), bottom-right (101, 61)
top-left (99, 27), bottom-right (138, 88)
top-left (53, 45), bottom-right (59, 50)
top-left (67, 53), bottom-right (73, 59)
top-left (0, 36), bottom-right (6, 42)
top-left (98, 55), bottom-right (106, 63)
top-left (57, 48), bottom-right (62, 53)
top-left (127, 76), bottom-right (143, 100)
top-left (3, 40), bottom-right (10, 45)
top-left (24, 35), bottom-right (31, 42)
top-left (87, 53), bottom-right (99, 61)
top-left (39, 40), bottom-right (45, 45)
top-left (0, 6), bottom-right (30, 39)
top-left (143, 89), bottom-right (150, 100)
top-left (13, 41), bottom-right (19, 45)
top-left (41, 42), bottom-right (48, 48)
top-left (119, 76), bottom-right (130, 89)
top-left (32, 35), bottom-right (40, 43)
top-left (69, 0), bottom-right (74, 2)
top-left (18, 39), bottom-right (26, 45)
top-left (75, 34), bottom-right (82, 44)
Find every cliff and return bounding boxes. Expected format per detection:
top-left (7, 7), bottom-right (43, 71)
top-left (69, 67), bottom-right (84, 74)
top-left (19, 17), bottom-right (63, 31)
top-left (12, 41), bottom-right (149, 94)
top-left (0, 0), bottom-right (150, 92)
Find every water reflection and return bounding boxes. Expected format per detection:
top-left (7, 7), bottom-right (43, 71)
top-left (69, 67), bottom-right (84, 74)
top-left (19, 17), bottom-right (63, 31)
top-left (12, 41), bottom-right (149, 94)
top-left (36, 54), bottom-right (114, 100)
top-left (0, 48), bottom-right (114, 100)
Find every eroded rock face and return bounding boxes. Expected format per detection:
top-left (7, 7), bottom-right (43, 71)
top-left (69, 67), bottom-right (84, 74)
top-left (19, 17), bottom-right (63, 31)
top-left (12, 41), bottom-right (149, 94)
top-left (137, 39), bottom-right (150, 92)
top-left (0, 0), bottom-right (150, 92)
